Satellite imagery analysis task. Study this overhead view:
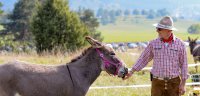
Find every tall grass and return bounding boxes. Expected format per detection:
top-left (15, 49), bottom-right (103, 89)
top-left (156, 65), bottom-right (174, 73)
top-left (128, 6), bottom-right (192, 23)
top-left (0, 47), bottom-right (198, 96)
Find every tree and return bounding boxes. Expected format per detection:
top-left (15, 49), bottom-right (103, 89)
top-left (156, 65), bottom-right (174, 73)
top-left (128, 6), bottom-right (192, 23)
top-left (124, 9), bottom-right (130, 16)
top-left (157, 8), bottom-right (169, 17)
top-left (96, 8), bottom-right (104, 18)
top-left (0, 2), bottom-right (3, 15)
top-left (141, 9), bottom-right (148, 15)
top-left (100, 9), bottom-right (110, 25)
top-left (188, 24), bottom-right (200, 34)
top-left (31, 0), bottom-right (89, 53)
top-left (78, 9), bottom-right (103, 41)
top-left (115, 9), bottom-right (122, 16)
top-left (0, 2), bottom-right (4, 31)
top-left (132, 9), bottom-right (140, 15)
top-left (3, 0), bottom-right (37, 41)
top-left (109, 10), bottom-right (117, 24)
top-left (172, 16), bottom-right (178, 22)
top-left (146, 9), bottom-right (156, 19)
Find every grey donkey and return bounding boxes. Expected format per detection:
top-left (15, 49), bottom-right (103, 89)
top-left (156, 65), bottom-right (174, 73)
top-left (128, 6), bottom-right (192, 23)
top-left (188, 37), bottom-right (200, 72)
top-left (0, 36), bottom-right (128, 96)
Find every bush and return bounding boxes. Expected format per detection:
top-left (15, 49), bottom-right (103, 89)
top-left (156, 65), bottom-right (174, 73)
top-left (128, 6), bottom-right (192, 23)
top-left (0, 34), bottom-right (35, 53)
top-left (31, 0), bottom-right (89, 53)
top-left (188, 24), bottom-right (200, 34)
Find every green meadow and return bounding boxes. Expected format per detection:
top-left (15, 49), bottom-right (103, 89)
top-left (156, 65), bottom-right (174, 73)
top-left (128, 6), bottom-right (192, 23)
top-left (99, 16), bottom-right (199, 43)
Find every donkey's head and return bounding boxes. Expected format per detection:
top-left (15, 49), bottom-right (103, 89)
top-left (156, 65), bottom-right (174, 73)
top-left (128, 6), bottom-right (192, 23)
top-left (188, 37), bottom-right (198, 54)
top-left (85, 36), bottom-right (128, 78)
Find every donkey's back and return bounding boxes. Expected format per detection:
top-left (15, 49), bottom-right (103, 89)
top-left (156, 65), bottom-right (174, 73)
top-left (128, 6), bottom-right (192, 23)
top-left (193, 45), bottom-right (200, 63)
top-left (193, 45), bottom-right (200, 56)
top-left (0, 61), bottom-right (75, 96)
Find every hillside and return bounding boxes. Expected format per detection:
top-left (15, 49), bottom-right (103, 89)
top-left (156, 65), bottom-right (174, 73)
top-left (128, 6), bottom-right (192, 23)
top-left (2, 0), bottom-right (200, 20)
top-left (98, 16), bottom-right (200, 42)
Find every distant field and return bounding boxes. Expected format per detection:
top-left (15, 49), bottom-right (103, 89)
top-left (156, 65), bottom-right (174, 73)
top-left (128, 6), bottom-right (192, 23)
top-left (98, 16), bottom-right (200, 42)
top-left (0, 48), bottom-right (198, 96)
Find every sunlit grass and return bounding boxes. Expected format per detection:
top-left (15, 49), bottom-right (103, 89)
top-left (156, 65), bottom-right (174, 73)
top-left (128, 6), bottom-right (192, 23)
top-left (0, 47), bottom-right (199, 96)
top-left (87, 88), bottom-right (151, 96)
top-left (98, 16), bottom-right (199, 43)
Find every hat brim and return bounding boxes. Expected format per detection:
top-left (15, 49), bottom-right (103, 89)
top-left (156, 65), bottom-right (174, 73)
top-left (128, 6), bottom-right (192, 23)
top-left (153, 23), bottom-right (178, 31)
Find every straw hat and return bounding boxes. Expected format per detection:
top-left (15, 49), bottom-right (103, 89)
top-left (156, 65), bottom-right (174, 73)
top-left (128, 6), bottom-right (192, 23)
top-left (153, 16), bottom-right (177, 31)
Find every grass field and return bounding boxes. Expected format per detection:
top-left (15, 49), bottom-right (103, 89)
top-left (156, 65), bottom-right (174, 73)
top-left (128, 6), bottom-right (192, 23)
top-left (98, 16), bottom-right (199, 42)
top-left (0, 48), bottom-right (198, 96)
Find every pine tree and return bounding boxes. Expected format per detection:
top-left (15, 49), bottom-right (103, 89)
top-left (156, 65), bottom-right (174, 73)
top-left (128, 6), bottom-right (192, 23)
top-left (31, 0), bottom-right (89, 53)
top-left (4, 0), bottom-right (37, 41)
top-left (78, 9), bottom-right (103, 41)
top-left (0, 2), bottom-right (3, 15)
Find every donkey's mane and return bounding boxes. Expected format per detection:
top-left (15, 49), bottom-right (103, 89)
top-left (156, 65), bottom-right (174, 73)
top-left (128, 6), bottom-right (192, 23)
top-left (70, 47), bottom-right (93, 63)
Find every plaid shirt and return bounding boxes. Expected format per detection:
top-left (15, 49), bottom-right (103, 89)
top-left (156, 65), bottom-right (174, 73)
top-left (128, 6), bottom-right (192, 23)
top-left (132, 36), bottom-right (189, 80)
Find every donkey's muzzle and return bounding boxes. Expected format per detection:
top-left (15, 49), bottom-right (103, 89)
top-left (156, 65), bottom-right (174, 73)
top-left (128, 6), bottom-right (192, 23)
top-left (122, 68), bottom-right (128, 79)
top-left (118, 67), bottom-right (128, 79)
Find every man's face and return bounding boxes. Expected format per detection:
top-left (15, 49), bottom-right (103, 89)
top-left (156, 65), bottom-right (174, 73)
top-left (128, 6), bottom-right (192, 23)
top-left (156, 28), bottom-right (172, 39)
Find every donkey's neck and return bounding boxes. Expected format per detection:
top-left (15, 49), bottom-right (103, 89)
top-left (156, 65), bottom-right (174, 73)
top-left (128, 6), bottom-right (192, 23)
top-left (69, 49), bottom-right (102, 92)
top-left (190, 43), bottom-right (198, 54)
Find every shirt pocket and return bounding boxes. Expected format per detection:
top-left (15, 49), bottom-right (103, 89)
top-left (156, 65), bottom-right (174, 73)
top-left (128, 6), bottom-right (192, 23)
top-left (153, 46), bottom-right (162, 58)
top-left (169, 47), bottom-right (179, 60)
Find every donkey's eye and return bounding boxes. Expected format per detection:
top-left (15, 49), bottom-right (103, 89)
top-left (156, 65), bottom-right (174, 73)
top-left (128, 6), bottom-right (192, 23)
top-left (110, 52), bottom-right (115, 56)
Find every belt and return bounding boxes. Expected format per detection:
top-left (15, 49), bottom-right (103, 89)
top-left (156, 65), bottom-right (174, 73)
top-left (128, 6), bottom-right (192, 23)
top-left (153, 76), bottom-right (178, 80)
top-left (153, 76), bottom-right (180, 90)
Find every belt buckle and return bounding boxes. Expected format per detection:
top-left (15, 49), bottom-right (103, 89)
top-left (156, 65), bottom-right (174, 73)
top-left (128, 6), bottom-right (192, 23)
top-left (164, 77), bottom-right (169, 80)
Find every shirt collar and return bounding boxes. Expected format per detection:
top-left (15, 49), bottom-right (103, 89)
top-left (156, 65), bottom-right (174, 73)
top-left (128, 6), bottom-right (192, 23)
top-left (159, 34), bottom-right (176, 43)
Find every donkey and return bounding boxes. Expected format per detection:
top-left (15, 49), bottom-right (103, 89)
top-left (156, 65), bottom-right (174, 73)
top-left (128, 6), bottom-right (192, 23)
top-left (188, 37), bottom-right (200, 72)
top-left (0, 36), bottom-right (128, 96)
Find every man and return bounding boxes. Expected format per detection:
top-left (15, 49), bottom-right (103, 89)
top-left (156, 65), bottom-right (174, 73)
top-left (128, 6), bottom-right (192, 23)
top-left (123, 16), bottom-right (189, 96)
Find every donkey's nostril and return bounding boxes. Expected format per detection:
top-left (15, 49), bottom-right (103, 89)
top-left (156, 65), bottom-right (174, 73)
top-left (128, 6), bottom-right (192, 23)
top-left (125, 68), bottom-right (128, 73)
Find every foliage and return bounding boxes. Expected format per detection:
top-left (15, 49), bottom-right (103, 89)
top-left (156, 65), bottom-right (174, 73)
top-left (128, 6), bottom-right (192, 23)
top-left (3, 0), bottom-right (37, 41)
top-left (172, 16), bottom-right (178, 22)
top-left (146, 9), bottom-right (156, 19)
top-left (78, 9), bottom-right (103, 41)
top-left (141, 9), bottom-right (148, 15)
top-left (31, 0), bottom-right (89, 53)
top-left (124, 9), bottom-right (130, 16)
top-left (156, 8), bottom-right (169, 17)
top-left (96, 8), bottom-right (120, 25)
top-left (188, 24), bottom-right (200, 34)
top-left (96, 8), bottom-right (170, 25)
top-left (0, 34), bottom-right (34, 52)
top-left (132, 9), bottom-right (140, 15)
top-left (115, 9), bottom-right (123, 16)
top-left (0, 2), bottom-right (3, 15)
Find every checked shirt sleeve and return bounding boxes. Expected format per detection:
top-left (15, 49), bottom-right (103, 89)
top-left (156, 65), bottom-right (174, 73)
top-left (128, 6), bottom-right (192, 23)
top-left (132, 42), bottom-right (154, 71)
top-left (179, 44), bottom-right (189, 80)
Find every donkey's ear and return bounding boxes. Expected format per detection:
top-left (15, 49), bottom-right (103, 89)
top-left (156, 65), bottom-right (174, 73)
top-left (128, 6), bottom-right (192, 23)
top-left (188, 37), bottom-right (191, 41)
top-left (195, 37), bottom-right (199, 41)
top-left (85, 36), bottom-right (102, 47)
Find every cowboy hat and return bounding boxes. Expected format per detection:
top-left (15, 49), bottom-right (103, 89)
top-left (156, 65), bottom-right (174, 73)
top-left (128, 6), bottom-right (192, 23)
top-left (153, 16), bottom-right (178, 31)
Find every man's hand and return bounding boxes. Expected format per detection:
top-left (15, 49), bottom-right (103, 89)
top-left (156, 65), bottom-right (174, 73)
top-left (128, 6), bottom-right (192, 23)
top-left (179, 80), bottom-right (186, 95)
top-left (123, 70), bottom-right (133, 80)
